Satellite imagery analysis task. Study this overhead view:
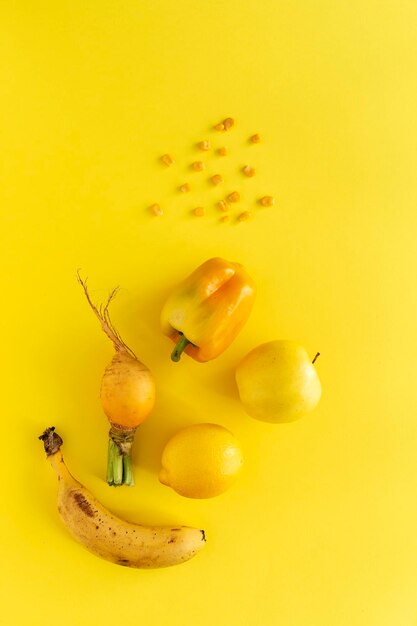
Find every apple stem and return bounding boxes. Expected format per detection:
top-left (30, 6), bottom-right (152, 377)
top-left (312, 352), bottom-right (320, 364)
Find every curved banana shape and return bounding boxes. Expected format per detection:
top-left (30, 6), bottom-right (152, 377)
top-left (39, 427), bottom-right (206, 568)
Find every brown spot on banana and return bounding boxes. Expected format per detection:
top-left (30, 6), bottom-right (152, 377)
top-left (73, 492), bottom-right (95, 518)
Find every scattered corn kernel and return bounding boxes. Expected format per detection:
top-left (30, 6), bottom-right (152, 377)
top-left (217, 200), bottom-right (229, 212)
top-left (214, 122), bottom-right (225, 131)
top-left (237, 211), bottom-right (252, 222)
top-left (193, 206), bottom-right (205, 217)
top-left (250, 134), bottom-right (261, 143)
top-left (243, 165), bottom-right (255, 177)
top-left (220, 215), bottom-right (230, 223)
top-left (211, 174), bottom-right (224, 185)
top-left (227, 191), bottom-right (240, 203)
top-left (150, 203), bottom-right (163, 216)
top-left (218, 146), bottom-right (228, 156)
top-left (161, 154), bottom-right (174, 166)
top-left (198, 140), bottom-right (211, 151)
top-left (179, 183), bottom-right (190, 193)
top-left (260, 195), bottom-right (275, 207)
top-left (223, 117), bottom-right (235, 130)
top-left (192, 161), bottom-right (206, 171)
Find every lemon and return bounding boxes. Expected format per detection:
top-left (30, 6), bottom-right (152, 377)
top-left (159, 423), bottom-right (243, 498)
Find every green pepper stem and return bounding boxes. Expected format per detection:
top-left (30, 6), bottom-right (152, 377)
top-left (171, 334), bottom-right (192, 362)
top-left (106, 426), bottom-right (136, 486)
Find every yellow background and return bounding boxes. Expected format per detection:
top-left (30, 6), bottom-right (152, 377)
top-left (1, 1), bottom-right (417, 624)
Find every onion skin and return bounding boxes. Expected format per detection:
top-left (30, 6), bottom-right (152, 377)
top-left (101, 350), bottom-right (155, 430)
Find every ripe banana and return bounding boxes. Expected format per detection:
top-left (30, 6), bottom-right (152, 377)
top-left (39, 427), bottom-right (206, 568)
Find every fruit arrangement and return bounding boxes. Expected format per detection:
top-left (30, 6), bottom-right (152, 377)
top-left (40, 256), bottom-right (321, 569)
top-left (39, 427), bottom-right (205, 568)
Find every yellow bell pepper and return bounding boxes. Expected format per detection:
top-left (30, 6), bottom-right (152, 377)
top-left (161, 257), bottom-right (256, 362)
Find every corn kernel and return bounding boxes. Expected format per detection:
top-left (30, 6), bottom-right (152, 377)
top-left (220, 215), bottom-right (230, 223)
top-left (223, 117), bottom-right (235, 130)
top-left (161, 154), bottom-right (174, 166)
top-left (193, 207), bottom-right (205, 217)
top-left (227, 191), bottom-right (240, 203)
top-left (243, 165), bottom-right (255, 177)
top-left (211, 174), bottom-right (224, 185)
top-left (214, 122), bottom-right (225, 131)
top-left (250, 134), bottom-right (261, 143)
top-left (150, 204), bottom-right (163, 216)
top-left (192, 161), bottom-right (206, 172)
top-left (237, 211), bottom-right (252, 222)
top-left (218, 146), bottom-right (228, 156)
top-left (217, 200), bottom-right (229, 212)
top-left (198, 140), bottom-right (211, 151)
top-left (260, 195), bottom-right (275, 207)
top-left (179, 183), bottom-right (190, 193)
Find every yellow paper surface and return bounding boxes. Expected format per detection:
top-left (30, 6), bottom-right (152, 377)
top-left (1, 2), bottom-right (417, 624)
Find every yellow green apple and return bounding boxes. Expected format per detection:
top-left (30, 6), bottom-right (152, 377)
top-left (235, 340), bottom-right (322, 423)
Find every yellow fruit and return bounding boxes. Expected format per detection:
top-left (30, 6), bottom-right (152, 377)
top-left (39, 427), bottom-right (206, 568)
top-left (159, 423), bottom-right (243, 498)
top-left (236, 340), bottom-right (322, 423)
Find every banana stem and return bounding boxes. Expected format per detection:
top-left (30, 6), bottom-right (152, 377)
top-left (39, 426), bottom-right (63, 456)
top-left (106, 426), bottom-right (136, 487)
